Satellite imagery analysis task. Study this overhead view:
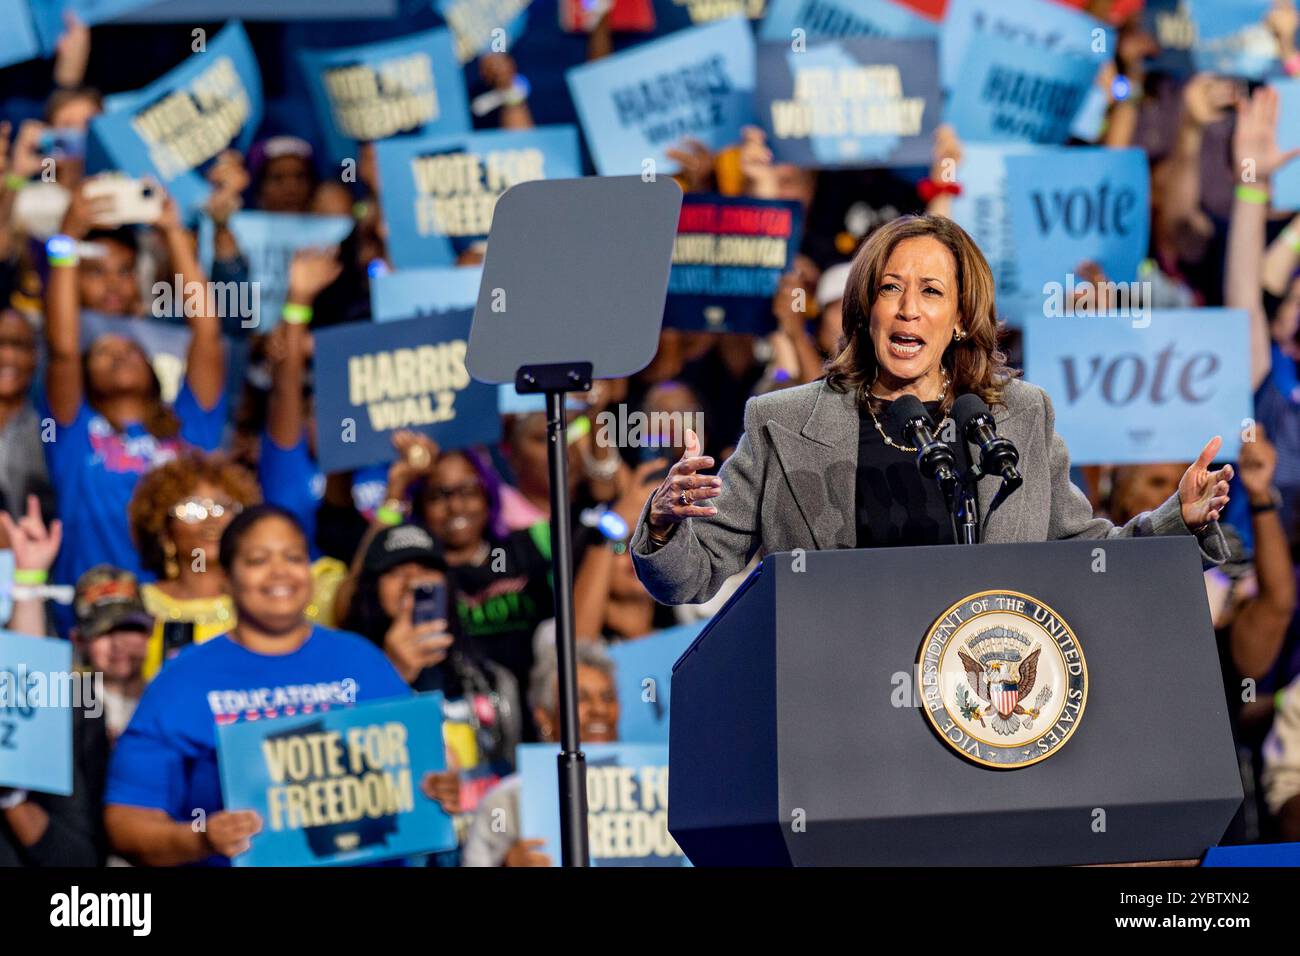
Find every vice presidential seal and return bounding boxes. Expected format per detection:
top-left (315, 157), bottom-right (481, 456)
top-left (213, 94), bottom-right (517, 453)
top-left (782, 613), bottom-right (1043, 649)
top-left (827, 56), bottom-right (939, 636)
top-left (916, 590), bottom-right (1087, 769)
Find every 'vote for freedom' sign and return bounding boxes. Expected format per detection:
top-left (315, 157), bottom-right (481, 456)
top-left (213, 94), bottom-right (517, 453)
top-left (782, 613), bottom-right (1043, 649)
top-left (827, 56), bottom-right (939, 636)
top-left (87, 21), bottom-right (263, 217)
top-left (312, 312), bottom-right (500, 473)
top-left (755, 37), bottom-right (939, 169)
top-left (217, 693), bottom-right (456, 866)
top-left (1023, 309), bottom-right (1251, 465)
top-left (664, 194), bottom-right (802, 334)
top-left (517, 743), bottom-right (689, 866)
top-left (565, 16), bottom-right (756, 176)
top-left (376, 126), bottom-right (581, 270)
top-left (298, 28), bottom-right (470, 166)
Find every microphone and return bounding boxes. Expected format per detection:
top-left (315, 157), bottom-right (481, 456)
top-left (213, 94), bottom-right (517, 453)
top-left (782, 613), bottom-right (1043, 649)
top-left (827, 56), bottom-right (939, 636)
top-left (952, 393), bottom-right (1021, 486)
top-left (886, 395), bottom-right (957, 485)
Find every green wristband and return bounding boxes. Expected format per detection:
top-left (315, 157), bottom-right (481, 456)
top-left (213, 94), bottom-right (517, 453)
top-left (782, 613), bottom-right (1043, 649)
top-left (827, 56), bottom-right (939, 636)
top-left (1284, 229), bottom-right (1300, 254)
top-left (375, 505), bottom-right (404, 527)
top-left (4, 173), bottom-right (27, 192)
top-left (1235, 184), bottom-right (1270, 205)
top-left (13, 568), bottom-right (48, 585)
top-left (281, 303), bottom-right (313, 325)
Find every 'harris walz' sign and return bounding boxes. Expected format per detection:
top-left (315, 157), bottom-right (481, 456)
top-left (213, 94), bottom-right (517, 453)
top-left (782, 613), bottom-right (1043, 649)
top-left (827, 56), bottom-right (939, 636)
top-left (664, 194), bottom-right (802, 334)
top-left (312, 311), bottom-right (500, 473)
top-left (755, 37), bottom-right (939, 169)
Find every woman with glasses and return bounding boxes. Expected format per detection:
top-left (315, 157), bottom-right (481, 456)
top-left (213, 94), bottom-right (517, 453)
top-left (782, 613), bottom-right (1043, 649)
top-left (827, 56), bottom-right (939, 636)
top-left (127, 451), bottom-right (259, 679)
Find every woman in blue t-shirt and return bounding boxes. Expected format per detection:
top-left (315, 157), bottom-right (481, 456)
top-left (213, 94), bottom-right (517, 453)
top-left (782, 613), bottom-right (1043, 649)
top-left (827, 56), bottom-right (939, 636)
top-left (42, 185), bottom-right (228, 590)
top-left (104, 505), bottom-right (459, 866)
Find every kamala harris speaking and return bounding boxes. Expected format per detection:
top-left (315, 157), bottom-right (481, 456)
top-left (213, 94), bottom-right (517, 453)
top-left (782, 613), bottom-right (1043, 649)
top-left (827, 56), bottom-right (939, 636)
top-left (629, 215), bottom-right (1233, 607)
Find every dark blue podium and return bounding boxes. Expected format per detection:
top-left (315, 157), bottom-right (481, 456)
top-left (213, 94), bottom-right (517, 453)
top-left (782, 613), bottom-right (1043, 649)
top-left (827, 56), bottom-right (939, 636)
top-left (668, 538), bottom-right (1243, 866)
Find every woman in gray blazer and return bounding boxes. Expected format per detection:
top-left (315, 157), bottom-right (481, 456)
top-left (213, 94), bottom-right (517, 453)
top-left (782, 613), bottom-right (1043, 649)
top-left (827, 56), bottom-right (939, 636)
top-left (631, 215), bottom-right (1233, 607)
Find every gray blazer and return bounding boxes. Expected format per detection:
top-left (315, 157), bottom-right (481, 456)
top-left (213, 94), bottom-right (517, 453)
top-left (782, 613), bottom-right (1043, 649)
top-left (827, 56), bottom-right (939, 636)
top-left (631, 377), bottom-right (1228, 606)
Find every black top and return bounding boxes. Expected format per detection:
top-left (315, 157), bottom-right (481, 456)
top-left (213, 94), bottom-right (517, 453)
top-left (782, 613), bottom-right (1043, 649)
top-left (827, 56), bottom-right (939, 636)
top-left (855, 399), bottom-right (957, 548)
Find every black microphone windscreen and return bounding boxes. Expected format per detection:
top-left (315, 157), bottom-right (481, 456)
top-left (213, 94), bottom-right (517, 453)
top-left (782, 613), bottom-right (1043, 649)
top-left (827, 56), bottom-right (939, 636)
top-left (951, 393), bottom-right (991, 437)
top-left (886, 394), bottom-right (930, 435)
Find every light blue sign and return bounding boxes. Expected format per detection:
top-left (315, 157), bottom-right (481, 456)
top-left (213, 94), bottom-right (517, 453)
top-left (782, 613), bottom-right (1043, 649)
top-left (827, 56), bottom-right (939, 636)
top-left (1274, 79), bottom-right (1300, 212)
top-left (86, 22), bottom-right (263, 218)
top-left (947, 142), bottom-right (1042, 309)
top-left (199, 211), bottom-right (355, 329)
top-left (566, 16), bottom-right (756, 176)
top-left (0, 630), bottom-right (73, 796)
top-left (298, 27), bottom-right (470, 166)
top-left (940, 0), bottom-right (1109, 92)
top-left (436, 0), bottom-right (531, 63)
top-left (1005, 147), bottom-right (1149, 298)
top-left (112, 0), bottom-right (399, 20)
top-left (945, 31), bottom-right (1100, 145)
top-left (1024, 309), bottom-right (1251, 465)
top-left (755, 37), bottom-right (939, 169)
top-left (758, 0), bottom-right (938, 42)
top-left (517, 742), bottom-right (689, 866)
top-left (217, 693), bottom-right (456, 866)
top-left (370, 266), bottom-right (483, 322)
top-left (375, 125), bottom-right (581, 270)
top-left (606, 623), bottom-right (703, 744)
top-left (1188, 0), bottom-right (1279, 80)
top-left (0, 0), bottom-right (44, 68)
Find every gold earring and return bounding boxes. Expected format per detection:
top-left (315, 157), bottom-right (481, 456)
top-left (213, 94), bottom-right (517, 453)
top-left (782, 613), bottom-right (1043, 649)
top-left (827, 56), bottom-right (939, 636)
top-left (163, 539), bottom-right (179, 580)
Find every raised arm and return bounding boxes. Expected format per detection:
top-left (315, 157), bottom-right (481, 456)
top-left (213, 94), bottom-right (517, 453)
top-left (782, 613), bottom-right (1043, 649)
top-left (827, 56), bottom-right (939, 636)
top-left (45, 183), bottom-right (111, 424)
top-left (1262, 213), bottom-right (1300, 297)
top-left (1228, 86), bottom-right (1300, 391)
top-left (267, 249), bottom-right (340, 449)
top-left (156, 192), bottom-right (225, 408)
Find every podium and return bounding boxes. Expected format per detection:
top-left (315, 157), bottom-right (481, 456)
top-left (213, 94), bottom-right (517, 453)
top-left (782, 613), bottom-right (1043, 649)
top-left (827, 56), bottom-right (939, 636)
top-left (668, 538), bottom-right (1243, 866)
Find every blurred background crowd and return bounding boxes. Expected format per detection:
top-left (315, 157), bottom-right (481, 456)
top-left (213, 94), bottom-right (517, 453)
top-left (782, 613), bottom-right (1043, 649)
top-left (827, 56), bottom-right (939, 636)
top-left (1, 0), bottom-right (1300, 867)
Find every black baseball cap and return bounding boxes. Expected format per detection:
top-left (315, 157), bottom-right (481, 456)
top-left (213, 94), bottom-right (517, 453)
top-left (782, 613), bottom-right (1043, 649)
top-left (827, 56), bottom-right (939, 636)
top-left (362, 525), bottom-right (448, 577)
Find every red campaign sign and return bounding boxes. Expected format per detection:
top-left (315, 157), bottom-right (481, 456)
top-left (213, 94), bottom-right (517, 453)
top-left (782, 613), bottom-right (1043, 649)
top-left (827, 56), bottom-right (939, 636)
top-left (560, 0), bottom-right (655, 33)
top-left (676, 202), bottom-right (794, 238)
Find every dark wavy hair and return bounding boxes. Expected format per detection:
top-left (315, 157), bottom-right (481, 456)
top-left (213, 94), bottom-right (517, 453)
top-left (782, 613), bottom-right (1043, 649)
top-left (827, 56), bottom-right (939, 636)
top-left (218, 503), bottom-right (309, 574)
top-left (824, 214), bottom-right (1015, 416)
top-left (82, 336), bottom-right (180, 441)
top-left (414, 447), bottom-right (508, 542)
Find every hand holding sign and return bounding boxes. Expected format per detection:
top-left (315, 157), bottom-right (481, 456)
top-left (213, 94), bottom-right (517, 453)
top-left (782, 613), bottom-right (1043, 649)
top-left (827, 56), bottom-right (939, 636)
top-left (203, 809), bottom-right (263, 860)
top-left (1179, 436), bottom-right (1235, 529)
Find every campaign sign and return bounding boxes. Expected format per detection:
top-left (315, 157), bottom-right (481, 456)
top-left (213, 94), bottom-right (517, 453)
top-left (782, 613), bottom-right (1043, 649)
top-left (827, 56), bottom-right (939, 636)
top-left (947, 143), bottom-right (1041, 307)
top-left (0, 630), bottom-right (73, 796)
top-left (945, 31), bottom-right (1099, 146)
top-left (376, 126), bottom-right (581, 270)
top-left (1141, 0), bottom-right (1196, 76)
top-left (217, 693), bottom-right (455, 866)
top-left (756, 37), bottom-right (938, 169)
top-left (940, 0), bottom-right (1110, 93)
top-left (758, 0), bottom-right (937, 42)
top-left (1023, 309), bottom-right (1251, 465)
top-left (370, 266), bottom-right (483, 322)
top-left (1005, 147), bottom-right (1149, 299)
top-left (654, 0), bottom-right (766, 33)
top-left (28, 0), bottom-right (164, 49)
top-left (312, 312), bottom-right (500, 473)
top-left (605, 623), bottom-right (703, 744)
top-left (86, 22), bottom-right (263, 218)
top-left (1274, 79), bottom-right (1300, 212)
top-left (436, 0), bottom-right (530, 63)
top-left (298, 28), bottom-right (470, 166)
top-left (664, 194), bottom-right (802, 334)
top-left (199, 212), bottom-right (355, 329)
top-left (0, 0), bottom-right (43, 68)
top-left (517, 743), bottom-right (689, 866)
top-left (1188, 0), bottom-right (1279, 80)
top-left (565, 16), bottom-right (756, 176)
top-left (113, 0), bottom-right (399, 20)
top-left (560, 0), bottom-right (654, 33)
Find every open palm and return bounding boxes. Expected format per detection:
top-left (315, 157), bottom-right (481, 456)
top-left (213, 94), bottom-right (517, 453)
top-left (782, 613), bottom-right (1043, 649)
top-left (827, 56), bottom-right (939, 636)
top-left (1179, 437), bottom-right (1234, 530)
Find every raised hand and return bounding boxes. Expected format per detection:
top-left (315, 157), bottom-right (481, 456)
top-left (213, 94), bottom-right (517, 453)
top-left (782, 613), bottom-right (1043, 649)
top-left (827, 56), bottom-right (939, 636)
top-left (1232, 84), bottom-right (1300, 184)
top-left (1179, 436), bottom-right (1235, 530)
top-left (0, 495), bottom-right (62, 573)
top-left (646, 429), bottom-right (722, 534)
top-left (286, 247), bottom-right (343, 306)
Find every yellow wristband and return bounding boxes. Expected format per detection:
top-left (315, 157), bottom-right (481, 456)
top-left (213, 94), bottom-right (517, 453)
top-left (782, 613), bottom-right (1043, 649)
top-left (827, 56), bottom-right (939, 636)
top-left (375, 505), bottom-right (404, 526)
top-left (1235, 184), bottom-right (1269, 205)
top-left (1284, 229), bottom-right (1300, 254)
top-left (13, 568), bottom-right (49, 585)
top-left (281, 303), bottom-right (313, 325)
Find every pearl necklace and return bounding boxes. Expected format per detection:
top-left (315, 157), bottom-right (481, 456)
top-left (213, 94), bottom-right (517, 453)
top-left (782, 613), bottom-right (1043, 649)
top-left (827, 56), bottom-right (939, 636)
top-left (866, 369), bottom-right (951, 454)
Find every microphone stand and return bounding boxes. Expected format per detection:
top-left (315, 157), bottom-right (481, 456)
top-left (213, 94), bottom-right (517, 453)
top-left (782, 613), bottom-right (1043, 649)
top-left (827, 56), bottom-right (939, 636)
top-left (954, 466), bottom-right (982, 545)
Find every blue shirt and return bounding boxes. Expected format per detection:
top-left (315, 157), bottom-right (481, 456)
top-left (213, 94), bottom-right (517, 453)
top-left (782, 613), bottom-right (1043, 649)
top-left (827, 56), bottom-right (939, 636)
top-left (258, 431), bottom-right (388, 558)
top-left (42, 380), bottom-right (226, 587)
top-left (105, 625), bottom-right (410, 866)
